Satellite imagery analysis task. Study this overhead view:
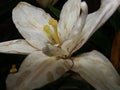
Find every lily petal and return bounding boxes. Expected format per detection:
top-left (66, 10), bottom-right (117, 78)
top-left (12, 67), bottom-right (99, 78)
top-left (13, 2), bottom-right (52, 50)
top-left (72, 50), bottom-right (120, 90)
top-left (72, 0), bottom-right (120, 53)
top-left (58, 0), bottom-right (81, 41)
top-left (6, 51), bottom-right (72, 90)
top-left (61, 2), bottom-right (88, 54)
top-left (0, 39), bottom-right (36, 55)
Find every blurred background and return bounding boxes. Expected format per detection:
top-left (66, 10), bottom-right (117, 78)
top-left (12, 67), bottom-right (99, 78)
top-left (0, 0), bottom-right (120, 90)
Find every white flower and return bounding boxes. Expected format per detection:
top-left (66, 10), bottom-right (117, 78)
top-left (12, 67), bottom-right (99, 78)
top-left (0, 0), bottom-right (120, 90)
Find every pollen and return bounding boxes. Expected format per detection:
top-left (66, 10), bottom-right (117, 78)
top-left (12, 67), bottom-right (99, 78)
top-left (10, 64), bottom-right (17, 73)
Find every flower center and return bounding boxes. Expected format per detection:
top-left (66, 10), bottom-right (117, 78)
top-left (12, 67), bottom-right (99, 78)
top-left (43, 18), bottom-right (61, 45)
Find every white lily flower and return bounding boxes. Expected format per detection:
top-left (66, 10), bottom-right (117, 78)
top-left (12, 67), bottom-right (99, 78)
top-left (0, 0), bottom-right (120, 90)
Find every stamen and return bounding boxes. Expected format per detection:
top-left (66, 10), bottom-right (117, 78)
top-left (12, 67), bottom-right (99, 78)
top-left (43, 25), bottom-right (51, 34)
top-left (43, 25), bottom-right (54, 40)
top-left (10, 64), bottom-right (17, 73)
top-left (49, 18), bottom-right (57, 28)
top-left (48, 18), bottom-right (61, 45)
top-left (43, 18), bottom-right (61, 45)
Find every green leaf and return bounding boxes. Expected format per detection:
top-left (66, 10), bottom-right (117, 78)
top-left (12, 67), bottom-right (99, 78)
top-left (47, 4), bottom-right (60, 17)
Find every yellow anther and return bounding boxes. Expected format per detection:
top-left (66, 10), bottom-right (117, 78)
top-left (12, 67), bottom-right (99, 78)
top-left (49, 18), bottom-right (58, 27)
top-left (49, 18), bottom-right (60, 45)
top-left (43, 25), bottom-right (53, 39)
top-left (43, 18), bottom-right (61, 45)
top-left (10, 64), bottom-right (17, 73)
top-left (43, 25), bottom-right (51, 33)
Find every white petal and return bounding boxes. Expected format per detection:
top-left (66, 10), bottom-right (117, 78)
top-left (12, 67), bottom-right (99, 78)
top-left (19, 51), bottom-right (50, 71)
top-left (0, 39), bottom-right (36, 55)
top-left (72, 0), bottom-right (119, 53)
top-left (119, 0), bottom-right (120, 4)
top-left (58, 0), bottom-right (81, 41)
top-left (61, 2), bottom-right (88, 55)
top-left (13, 2), bottom-right (52, 49)
top-left (70, 2), bottom-right (88, 38)
top-left (72, 50), bottom-right (120, 90)
top-left (6, 51), bottom-right (73, 90)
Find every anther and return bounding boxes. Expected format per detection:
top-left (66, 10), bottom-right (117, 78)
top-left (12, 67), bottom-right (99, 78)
top-left (10, 64), bottom-right (17, 73)
top-left (43, 18), bottom-right (61, 45)
top-left (49, 18), bottom-right (61, 45)
top-left (43, 25), bottom-right (51, 33)
top-left (49, 18), bottom-right (57, 27)
top-left (43, 25), bottom-right (54, 40)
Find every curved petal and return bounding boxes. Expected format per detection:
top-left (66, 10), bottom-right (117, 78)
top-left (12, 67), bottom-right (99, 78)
top-left (6, 51), bottom-right (73, 90)
top-left (72, 50), bottom-right (120, 90)
top-left (61, 2), bottom-right (88, 55)
top-left (72, 0), bottom-right (120, 53)
top-left (12, 2), bottom-right (53, 49)
top-left (0, 39), bottom-right (36, 55)
top-left (58, 0), bottom-right (81, 41)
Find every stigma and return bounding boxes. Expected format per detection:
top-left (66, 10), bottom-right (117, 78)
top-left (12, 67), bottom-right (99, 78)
top-left (43, 18), bottom-right (61, 46)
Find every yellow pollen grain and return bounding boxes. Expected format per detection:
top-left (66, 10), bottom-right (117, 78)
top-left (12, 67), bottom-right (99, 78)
top-left (10, 64), bottom-right (17, 73)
